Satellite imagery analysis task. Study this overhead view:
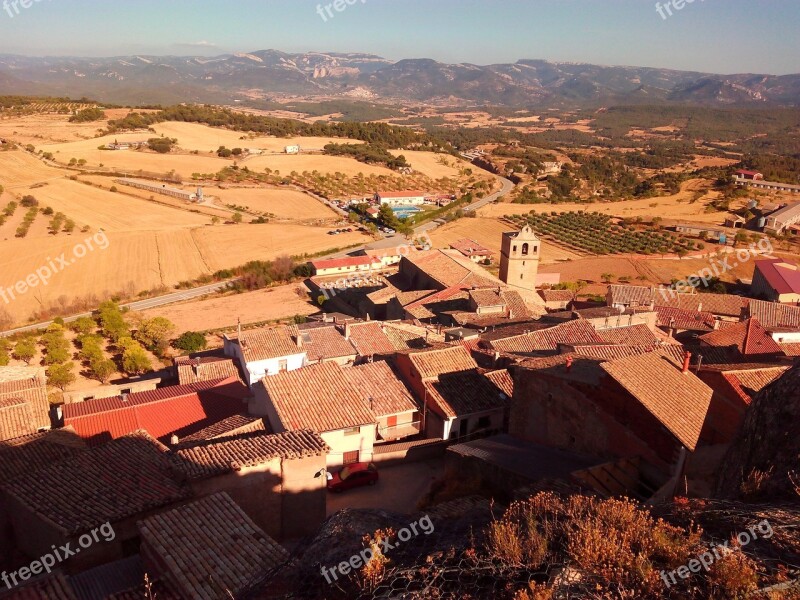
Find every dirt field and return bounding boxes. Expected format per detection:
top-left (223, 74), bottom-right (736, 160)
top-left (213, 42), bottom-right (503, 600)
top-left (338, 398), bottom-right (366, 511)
top-left (388, 150), bottom-right (475, 179)
top-left (242, 153), bottom-right (395, 177)
top-left (150, 122), bottom-right (362, 154)
top-left (429, 216), bottom-right (581, 265)
top-left (0, 151), bottom-right (71, 188)
top-left (141, 283), bottom-right (317, 333)
top-left (480, 179), bottom-right (729, 224)
top-left (211, 187), bottom-right (336, 220)
top-left (0, 110), bottom-right (133, 145)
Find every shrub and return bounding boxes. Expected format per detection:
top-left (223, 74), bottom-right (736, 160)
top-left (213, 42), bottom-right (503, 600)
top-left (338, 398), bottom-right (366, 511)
top-left (173, 331), bottom-right (207, 354)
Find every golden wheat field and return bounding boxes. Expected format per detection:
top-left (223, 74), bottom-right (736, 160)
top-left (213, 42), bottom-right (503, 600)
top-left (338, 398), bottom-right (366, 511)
top-left (242, 153), bottom-right (395, 177)
top-left (211, 187), bottom-right (337, 220)
top-left (388, 150), bottom-right (477, 179)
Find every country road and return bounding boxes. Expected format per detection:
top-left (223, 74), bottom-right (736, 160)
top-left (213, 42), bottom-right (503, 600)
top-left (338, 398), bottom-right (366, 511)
top-left (0, 281), bottom-right (233, 338)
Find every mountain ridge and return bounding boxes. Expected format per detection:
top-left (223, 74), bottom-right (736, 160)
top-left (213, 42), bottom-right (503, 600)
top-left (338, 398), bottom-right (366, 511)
top-left (0, 50), bottom-right (797, 108)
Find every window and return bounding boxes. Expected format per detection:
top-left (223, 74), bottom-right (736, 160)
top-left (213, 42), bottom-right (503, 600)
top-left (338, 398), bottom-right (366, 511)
top-left (278, 359), bottom-right (288, 371)
top-left (513, 245), bottom-right (517, 252)
top-left (522, 243), bottom-right (529, 255)
top-left (343, 450), bottom-right (360, 464)
top-left (476, 416), bottom-right (491, 430)
top-left (343, 427), bottom-right (361, 436)
top-left (520, 274), bottom-right (524, 280)
top-left (533, 245), bottom-right (538, 253)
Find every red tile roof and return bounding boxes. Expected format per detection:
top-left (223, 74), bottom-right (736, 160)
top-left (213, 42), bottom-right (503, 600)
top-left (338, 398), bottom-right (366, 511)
top-left (699, 318), bottom-right (783, 356)
top-left (402, 249), bottom-right (501, 289)
top-left (0, 427), bottom-right (86, 484)
top-left (139, 492), bottom-right (288, 599)
top-left (485, 369), bottom-right (514, 397)
top-left (171, 429), bottom-right (328, 479)
top-left (262, 362), bottom-right (376, 432)
top-left (406, 345), bottom-right (479, 380)
top-left (0, 397), bottom-right (37, 441)
top-left (655, 292), bottom-right (747, 318)
top-left (747, 299), bottom-right (800, 330)
top-left (63, 378), bottom-right (250, 445)
top-left (344, 322), bottom-right (397, 356)
top-left (538, 289), bottom-right (574, 302)
top-left (424, 369), bottom-right (511, 419)
top-left (0, 366), bottom-right (51, 434)
top-left (601, 353), bottom-right (713, 450)
top-left (294, 324), bottom-right (357, 362)
top-left (656, 306), bottom-right (717, 331)
top-left (4, 431), bottom-right (190, 535)
top-left (450, 238), bottom-right (492, 257)
top-left (377, 190), bottom-right (427, 198)
top-left (754, 258), bottom-right (800, 295)
top-left (342, 361), bottom-right (418, 417)
top-left (721, 367), bottom-right (789, 405)
top-left (490, 319), bottom-right (604, 354)
top-left (597, 324), bottom-right (660, 346)
top-left (0, 573), bottom-right (77, 599)
top-left (175, 414), bottom-right (268, 446)
top-left (608, 285), bottom-right (654, 306)
top-left (175, 356), bottom-right (242, 385)
top-left (567, 343), bottom-right (686, 363)
top-left (779, 343), bottom-right (800, 357)
top-left (230, 326), bottom-right (304, 363)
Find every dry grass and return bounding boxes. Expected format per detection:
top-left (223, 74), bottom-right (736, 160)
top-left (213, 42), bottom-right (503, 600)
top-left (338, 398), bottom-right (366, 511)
top-left (242, 153), bottom-right (396, 177)
top-left (211, 187), bottom-right (336, 220)
top-left (140, 282), bottom-right (317, 333)
top-left (388, 150), bottom-right (475, 179)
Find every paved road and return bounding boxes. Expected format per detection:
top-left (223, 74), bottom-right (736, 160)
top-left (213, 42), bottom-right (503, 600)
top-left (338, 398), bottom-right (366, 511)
top-left (0, 281), bottom-right (233, 337)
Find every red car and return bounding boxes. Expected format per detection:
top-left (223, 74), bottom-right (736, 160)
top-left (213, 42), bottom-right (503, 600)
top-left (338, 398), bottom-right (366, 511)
top-left (326, 462), bottom-right (379, 493)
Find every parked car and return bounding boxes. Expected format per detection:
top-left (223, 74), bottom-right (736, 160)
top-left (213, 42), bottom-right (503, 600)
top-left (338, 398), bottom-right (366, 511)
top-left (326, 462), bottom-right (379, 493)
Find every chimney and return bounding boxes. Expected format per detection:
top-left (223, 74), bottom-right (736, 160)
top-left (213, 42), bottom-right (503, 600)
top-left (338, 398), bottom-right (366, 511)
top-left (296, 332), bottom-right (303, 348)
top-left (565, 356), bottom-right (573, 372)
top-left (170, 434), bottom-right (179, 446)
top-left (344, 321), bottom-right (351, 340)
top-left (682, 351), bottom-right (692, 374)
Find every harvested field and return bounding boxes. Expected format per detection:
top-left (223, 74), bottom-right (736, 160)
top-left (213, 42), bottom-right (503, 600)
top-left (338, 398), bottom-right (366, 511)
top-left (12, 178), bottom-right (209, 232)
top-left (211, 187), bottom-right (336, 220)
top-left (243, 154), bottom-right (395, 177)
top-left (480, 179), bottom-right (728, 224)
top-left (141, 283), bottom-right (317, 333)
top-left (0, 151), bottom-right (70, 188)
top-left (389, 150), bottom-right (475, 179)
top-left (429, 216), bottom-right (581, 265)
top-left (150, 123), bottom-right (362, 153)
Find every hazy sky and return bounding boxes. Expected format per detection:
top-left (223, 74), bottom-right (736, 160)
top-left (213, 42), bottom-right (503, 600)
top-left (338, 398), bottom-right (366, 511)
top-left (0, 0), bottom-right (798, 74)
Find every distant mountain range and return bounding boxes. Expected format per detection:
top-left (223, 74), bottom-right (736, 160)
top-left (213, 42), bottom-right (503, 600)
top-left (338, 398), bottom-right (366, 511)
top-left (0, 50), bottom-right (798, 109)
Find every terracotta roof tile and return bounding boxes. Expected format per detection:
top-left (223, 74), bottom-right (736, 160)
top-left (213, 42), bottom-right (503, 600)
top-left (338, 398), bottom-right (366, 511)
top-left (344, 322), bottom-right (396, 356)
top-left (518, 353), bottom-right (607, 385)
top-left (655, 306), bottom-right (717, 331)
top-left (424, 370), bottom-right (511, 419)
top-left (0, 573), bottom-right (77, 599)
top-left (229, 326), bottom-right (303, 363)
top-left (721, 367), bottom-right (789, 404)
top-left (0, 366), bottom-right (51, 433)
top-left (63, 378), bottom-right (251, 446)
top-left (608, 285), bottom-right (654, 306)
top-left (382, 322), bottom-right (444, 350)
top-left (139, 492), bottom-right (289, 599)
top-left (0, 426), bottom-right (86, 484)
top-left (342, 361), bottom-right (418, 417)
top-left (407, 345), bottom-right (478, 380)
top-left (490, 319), bottom-right (604, 354)
top-left (175, 414), bottom-right (268, 446)
top-left (747, 299), bottom-right (800, 329)
top-left (4, 431), bottom-right (189, 535)
top-left (175, 356), bottom-right (242, 385)
top-left (484, 369), bottom-right (514, 397)
top-left (655, 292), bottom-right (747, 318)
top-left (171, 429), bottom-right (328, 479)
top-left (779, 342), bottom-right (800, 357)
top-left (292, 324), bottom-right (356, 362)
top-left (597, 324), bottom-right (660, 346)
top-left (449, 238), bottom-right (492, 257)
top-left (402, 249), bottom-right (501, 289)
top-left (262, 362), bottom-right (376, 432)
top-left (699, 318), bottom-right (783, 356)
top-left (566, 343), bottom-right (685, 363)
top-left (469, 288), bottom-right (506, 308)
top-left (0, 397), bottom-right (37, 441)
top-left (538, 289), bottom-right (574, 302)
top-left (600, 353), bottom-right (713, 450)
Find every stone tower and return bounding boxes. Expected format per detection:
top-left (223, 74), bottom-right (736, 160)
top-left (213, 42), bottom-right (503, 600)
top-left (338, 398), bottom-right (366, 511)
top-left (499, 225), bottom-right (540, 292)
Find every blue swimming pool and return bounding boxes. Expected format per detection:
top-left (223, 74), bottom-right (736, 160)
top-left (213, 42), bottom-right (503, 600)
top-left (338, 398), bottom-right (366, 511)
top-left (391, 205), bottom-right (422, 218)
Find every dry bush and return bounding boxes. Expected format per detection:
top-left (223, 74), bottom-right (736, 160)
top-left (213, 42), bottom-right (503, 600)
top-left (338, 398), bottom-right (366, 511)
top-left (706, 544), bottom-right (759, 598)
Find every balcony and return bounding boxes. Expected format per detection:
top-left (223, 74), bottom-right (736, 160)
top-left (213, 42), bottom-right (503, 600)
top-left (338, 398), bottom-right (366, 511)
top-left (378, 420), bottom-right (421, 441)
